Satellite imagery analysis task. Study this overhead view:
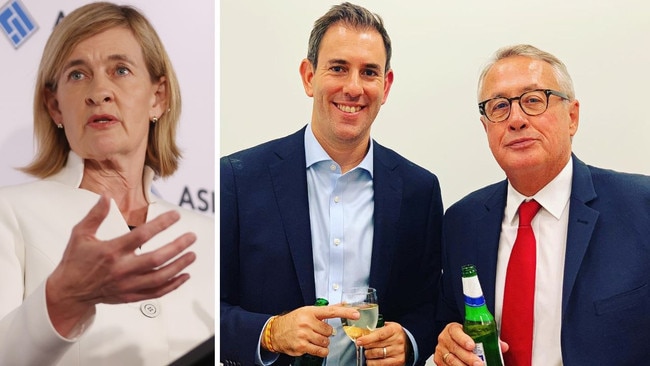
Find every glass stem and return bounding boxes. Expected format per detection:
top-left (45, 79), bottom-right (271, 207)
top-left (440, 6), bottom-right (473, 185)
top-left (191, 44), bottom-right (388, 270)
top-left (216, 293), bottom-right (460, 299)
top-left (356, 345), bottom-right (362, 366)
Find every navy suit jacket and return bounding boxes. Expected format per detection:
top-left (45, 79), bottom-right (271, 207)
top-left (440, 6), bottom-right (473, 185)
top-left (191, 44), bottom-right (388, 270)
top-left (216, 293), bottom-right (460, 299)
top-left (221, 127), bottom-right (443, 366)
top-left (435, 155), bottom-right (650, 364)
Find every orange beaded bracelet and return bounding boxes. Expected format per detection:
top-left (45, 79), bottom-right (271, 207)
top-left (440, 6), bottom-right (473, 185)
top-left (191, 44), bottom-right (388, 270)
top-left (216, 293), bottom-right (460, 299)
top-left (263, 315), bottom-right (278, 353)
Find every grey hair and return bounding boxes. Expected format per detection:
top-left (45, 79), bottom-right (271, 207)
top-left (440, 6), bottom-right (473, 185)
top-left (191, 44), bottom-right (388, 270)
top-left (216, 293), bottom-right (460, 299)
top-left (477, 44), bottom-right (575, 101)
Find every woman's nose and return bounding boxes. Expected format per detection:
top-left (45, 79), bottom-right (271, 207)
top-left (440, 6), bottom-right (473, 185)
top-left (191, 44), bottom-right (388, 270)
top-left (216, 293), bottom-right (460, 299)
top-left (85, 77), bottom-right (113, 105)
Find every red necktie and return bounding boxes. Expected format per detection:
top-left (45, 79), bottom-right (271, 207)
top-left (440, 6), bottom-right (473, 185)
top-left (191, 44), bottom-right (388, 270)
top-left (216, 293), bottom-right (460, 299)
top-left (501, 200), bottom-right (541, 366)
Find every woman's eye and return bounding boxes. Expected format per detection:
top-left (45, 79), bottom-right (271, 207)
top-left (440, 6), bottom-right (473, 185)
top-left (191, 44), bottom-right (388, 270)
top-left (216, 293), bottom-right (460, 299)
top-left (69, 71), bottom-right (84, 81)
top-left (116, 67), bottom-right (131, 76)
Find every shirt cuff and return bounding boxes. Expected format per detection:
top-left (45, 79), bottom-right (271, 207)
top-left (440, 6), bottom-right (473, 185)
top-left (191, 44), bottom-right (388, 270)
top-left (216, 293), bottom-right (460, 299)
top-left (402, 327), bottom-right (419, 366)
top-left (256, 317), bottom-right (280, 365)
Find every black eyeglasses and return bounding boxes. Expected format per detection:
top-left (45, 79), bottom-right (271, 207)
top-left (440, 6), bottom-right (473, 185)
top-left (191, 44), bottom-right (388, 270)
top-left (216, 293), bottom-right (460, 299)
top-left (478, 89), bottom-right (570, 123)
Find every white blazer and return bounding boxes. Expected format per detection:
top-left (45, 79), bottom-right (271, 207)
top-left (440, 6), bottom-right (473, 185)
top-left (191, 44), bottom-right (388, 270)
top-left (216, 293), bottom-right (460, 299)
top-left (0, 152), bottom-right (214, 366)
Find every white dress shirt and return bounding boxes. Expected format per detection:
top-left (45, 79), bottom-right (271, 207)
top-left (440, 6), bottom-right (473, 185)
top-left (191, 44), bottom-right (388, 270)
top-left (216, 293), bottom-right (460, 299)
top-left (495, 157), bottom-right (573, 366)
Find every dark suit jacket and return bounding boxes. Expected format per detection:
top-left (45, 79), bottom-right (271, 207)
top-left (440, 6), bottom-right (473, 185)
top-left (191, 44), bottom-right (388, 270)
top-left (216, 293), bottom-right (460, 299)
top-left (221, 127), bottom-right (443, 366)
top-left (435, 155), bottom-right (650, 364)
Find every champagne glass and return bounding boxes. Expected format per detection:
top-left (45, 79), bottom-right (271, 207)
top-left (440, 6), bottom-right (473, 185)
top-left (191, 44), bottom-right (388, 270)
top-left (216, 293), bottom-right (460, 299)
top-left (341, 287), bottom-right (378, 366)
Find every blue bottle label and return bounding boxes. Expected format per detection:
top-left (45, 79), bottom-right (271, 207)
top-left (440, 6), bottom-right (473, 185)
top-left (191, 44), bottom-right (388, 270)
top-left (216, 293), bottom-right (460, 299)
top-left (464, 295), bottom-right (486, 307)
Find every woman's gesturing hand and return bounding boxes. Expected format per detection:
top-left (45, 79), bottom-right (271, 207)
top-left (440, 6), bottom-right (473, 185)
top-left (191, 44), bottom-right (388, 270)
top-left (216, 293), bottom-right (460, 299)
top-left (45, 194), bottom-right (197, 337)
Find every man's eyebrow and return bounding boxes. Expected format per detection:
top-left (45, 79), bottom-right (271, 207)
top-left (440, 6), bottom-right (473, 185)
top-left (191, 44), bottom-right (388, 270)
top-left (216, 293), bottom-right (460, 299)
top-left (326, 58), bottom-right (348, 66)
top-left (363, 63), bottom-right (382, 71)
top-left (325, 59), bottom-right (383, 71)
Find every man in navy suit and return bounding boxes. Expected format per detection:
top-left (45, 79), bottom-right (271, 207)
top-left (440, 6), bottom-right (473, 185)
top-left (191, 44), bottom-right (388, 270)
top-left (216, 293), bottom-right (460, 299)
top-left (221, 3), bottom-right (443, 366)
top-left (433, 44), bottom-right (650, 366)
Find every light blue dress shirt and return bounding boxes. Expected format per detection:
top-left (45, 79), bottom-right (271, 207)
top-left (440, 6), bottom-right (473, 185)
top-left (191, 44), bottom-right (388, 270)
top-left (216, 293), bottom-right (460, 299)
top-left (305, 123), bottom-right (375, 366)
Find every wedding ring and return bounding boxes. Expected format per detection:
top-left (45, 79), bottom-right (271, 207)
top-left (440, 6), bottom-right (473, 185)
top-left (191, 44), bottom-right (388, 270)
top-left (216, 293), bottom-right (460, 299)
top-left (443, 352), bottom-right (451, 364)
top-left (382, 347), bottom-right (387, 359)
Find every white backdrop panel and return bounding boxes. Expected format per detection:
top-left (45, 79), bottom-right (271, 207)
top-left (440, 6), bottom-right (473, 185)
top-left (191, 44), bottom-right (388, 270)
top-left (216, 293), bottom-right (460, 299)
top-left (1, 0), bottom-right (215, 215)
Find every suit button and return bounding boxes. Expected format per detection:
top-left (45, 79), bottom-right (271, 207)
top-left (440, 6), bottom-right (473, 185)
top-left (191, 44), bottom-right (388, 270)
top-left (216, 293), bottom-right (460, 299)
top-left (140, 301), bottom-right (160, 318)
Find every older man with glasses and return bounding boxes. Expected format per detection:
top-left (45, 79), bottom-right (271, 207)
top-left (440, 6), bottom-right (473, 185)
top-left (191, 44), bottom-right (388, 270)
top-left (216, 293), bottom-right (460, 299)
top-left (432, 44), bottom-right (650, 366)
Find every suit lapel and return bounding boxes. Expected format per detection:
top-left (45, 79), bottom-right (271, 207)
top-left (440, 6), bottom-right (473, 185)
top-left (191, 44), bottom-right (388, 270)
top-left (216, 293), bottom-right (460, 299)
top-left (474, 183), bottom-right (508, 312)
top-left (562, 156), bottom-right (598, 314)
top-left (369, 144), bottom-right (401, 299)
top-left (269, 128), bottom-right (316, 305)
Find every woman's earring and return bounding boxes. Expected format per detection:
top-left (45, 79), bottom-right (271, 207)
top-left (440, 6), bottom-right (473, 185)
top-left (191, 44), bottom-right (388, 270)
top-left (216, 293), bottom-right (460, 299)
top-left (151, 116), bottom-right (158, 123)
top-left (57, 124), bottom-right (63, 129)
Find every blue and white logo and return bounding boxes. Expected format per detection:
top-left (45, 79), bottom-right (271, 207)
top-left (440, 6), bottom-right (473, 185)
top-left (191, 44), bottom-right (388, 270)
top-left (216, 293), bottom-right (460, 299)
top-left (0, 0), bottom-right (38, 48)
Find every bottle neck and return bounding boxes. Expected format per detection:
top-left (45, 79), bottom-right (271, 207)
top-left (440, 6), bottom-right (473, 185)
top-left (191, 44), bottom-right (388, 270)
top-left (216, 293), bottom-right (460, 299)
top-left (463, 274), bottom-right (494, 321)
top-left (465, 300), bottom-right (494, 322)
top-left (462, 275), bottom-right (484, 299)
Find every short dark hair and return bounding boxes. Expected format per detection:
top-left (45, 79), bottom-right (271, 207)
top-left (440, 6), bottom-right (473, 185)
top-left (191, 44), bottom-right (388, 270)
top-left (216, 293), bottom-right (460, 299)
top-left (306, 2), bottom-right (392, 73)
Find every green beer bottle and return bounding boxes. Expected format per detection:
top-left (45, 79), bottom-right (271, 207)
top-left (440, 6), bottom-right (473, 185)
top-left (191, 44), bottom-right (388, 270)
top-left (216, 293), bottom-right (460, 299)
top-left (294, 298), bottom-right (329, 366)
top-left (462, 264), bottom-right (504, 366)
